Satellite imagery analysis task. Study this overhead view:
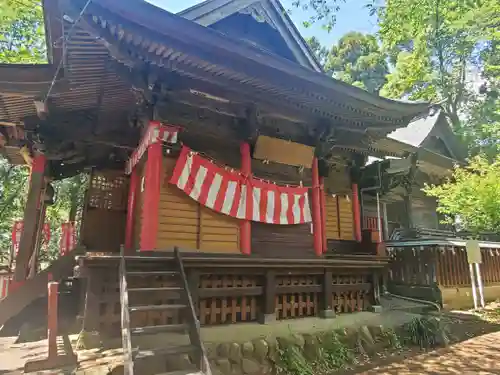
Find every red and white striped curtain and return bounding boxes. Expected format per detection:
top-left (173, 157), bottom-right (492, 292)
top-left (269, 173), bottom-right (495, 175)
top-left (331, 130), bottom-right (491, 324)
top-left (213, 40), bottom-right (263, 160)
top-left (170, 146), bottom-right (312, 225)
top-left (125, 121), bottom-right (180, 175)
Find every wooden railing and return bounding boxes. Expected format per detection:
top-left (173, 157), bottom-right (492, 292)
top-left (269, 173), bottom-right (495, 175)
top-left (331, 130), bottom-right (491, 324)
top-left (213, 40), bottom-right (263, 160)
top-left (174, 248), bottom-right (211, 375)
top-left (119, 247), bottom-right (133, 375)
top-left (78, 253), bottom-right (387, 337)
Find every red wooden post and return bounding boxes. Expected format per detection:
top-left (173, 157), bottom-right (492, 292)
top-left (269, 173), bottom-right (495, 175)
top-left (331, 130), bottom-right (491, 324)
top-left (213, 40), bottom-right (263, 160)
top-left (319, 177), bottom-right (327, 253)
top-left (125, 168), bottom-right (139, 252)
top-left (140, 122), bottom-right (162, 251)
top-left (47, 282), bottom-right (58, 359)
top-left (311, 158), bottom-right (323, 256)
top-left (240, 142), bottom-right (252, 255)
top-left (352, 183), bottom-right (362, 242)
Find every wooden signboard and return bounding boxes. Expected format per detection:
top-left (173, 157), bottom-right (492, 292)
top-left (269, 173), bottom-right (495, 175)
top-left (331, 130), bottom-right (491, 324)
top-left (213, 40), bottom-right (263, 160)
top-left (253, 135), bottom-right (314, 168)
top-left (466, 240), bottom-right (482, 264)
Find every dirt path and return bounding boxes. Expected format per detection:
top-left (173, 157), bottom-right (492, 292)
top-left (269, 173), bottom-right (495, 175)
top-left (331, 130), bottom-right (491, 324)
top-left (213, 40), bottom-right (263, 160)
top-left (358, 330), bottom-right (500, 375)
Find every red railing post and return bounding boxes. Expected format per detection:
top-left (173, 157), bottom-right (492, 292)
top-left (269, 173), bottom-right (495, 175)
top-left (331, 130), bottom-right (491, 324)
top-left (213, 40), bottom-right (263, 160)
top-left (312, 158), bottom-right (323, 256)
top-left (352, 183), bottom-right (362, 242)
top-left (319, 177), bottom-right (327, 253)
top-left (240, 142), bottom-right (252, 255)
top-left (47, 281), bottom-right (59, 359)
top-left (125, 168), bottom-right (139, 252)
top-left (140, 122), bottom-right (162, 251)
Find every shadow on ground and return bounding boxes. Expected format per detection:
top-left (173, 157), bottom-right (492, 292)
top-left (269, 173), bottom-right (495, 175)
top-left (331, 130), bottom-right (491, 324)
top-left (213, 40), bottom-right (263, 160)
top-left (342, 310), bottom-right (500, 374)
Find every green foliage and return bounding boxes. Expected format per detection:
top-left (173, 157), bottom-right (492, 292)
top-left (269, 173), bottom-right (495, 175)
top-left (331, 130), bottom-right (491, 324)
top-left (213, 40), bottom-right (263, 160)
top-left (379, 0), bottom-right (499, 158)
top-left (0, 159), bottom-right (29, 263)
top-left (0, 157), bottom-right (88, 265)
top-left (300, 0), bottom-right (499, 158)
top-left (316, 331), bottom-right (354, 371)
top-left (275, 331), bottom-right (354, 375)
top-left (276, 344), bottom-right (314, 375)
top-left (380, 327), bottom-right (402, 350)
top-left (305, 36), bottom-right (329, 67)
top-left (423, 155), bottom-right (500, 234)
top-left (291, 0), bottom-right (347, 32)
top-left (401, 316), bottom-right (449, 349)
top-left (323, 32), bottom-right (389, 94)
top-left (0, 0), bottom-right (46, 63)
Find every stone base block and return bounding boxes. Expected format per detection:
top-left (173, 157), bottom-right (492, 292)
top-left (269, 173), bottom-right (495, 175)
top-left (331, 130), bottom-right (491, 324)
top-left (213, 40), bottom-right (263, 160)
top-left (369, 305), bottom-right (383, 313)
top-left (258, 313), bottom-right (276, 324)
top-left (319, 309), bottom-right (336, 319)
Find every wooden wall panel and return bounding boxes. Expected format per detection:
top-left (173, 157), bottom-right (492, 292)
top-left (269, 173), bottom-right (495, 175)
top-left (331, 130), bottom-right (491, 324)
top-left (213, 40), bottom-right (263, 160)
top-left (251, 222), bottom-right (314, 258)
top-left (199, 207), bottom-right (239, 253)
top-left (156, 157), bottom-right (199, 251)
top-left (325, 194), bottom-right (340, 240)
top-left (155, 156), bottom-right (240, 253)
top-left (338, 196), bottom-right (354, 240)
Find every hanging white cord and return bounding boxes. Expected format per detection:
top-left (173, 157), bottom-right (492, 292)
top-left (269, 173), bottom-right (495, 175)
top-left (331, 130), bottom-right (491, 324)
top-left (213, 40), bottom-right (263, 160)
top-left (43, 0), bottom-right (93, 103)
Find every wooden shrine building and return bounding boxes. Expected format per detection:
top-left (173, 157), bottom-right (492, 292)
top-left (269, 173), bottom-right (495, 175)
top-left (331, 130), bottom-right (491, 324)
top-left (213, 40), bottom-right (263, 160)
top-left (0, 0), bottom-right (453, 372)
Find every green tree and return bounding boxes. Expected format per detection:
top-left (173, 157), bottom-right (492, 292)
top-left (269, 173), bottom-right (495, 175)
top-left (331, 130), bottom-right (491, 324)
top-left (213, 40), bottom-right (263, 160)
top-left (323, 32), bottom-right (389, 94)
top-left (297, 0), bottom-right (499, 156)
top-left (378, 0), bottom-right (499, 157)
top-left (0, 0), bottom-right (46, 63)
top-left (423, 155), bottom-right (500, 234)
top-left (306, 36), bottom-right (329, 68)
top-left (0, 160), bottom-right (29, 263)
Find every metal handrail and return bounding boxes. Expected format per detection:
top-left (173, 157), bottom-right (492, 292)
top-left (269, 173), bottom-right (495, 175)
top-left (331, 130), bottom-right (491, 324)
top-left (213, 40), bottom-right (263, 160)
top-left (119, 246), bottom-right (133, 375)
top-left (174, 247), bottom-right (211, 375)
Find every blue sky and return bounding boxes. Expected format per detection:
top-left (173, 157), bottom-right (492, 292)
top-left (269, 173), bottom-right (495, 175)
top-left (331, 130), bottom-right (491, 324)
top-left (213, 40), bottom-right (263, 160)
top-left (146, 0), bottom-right (377, 47)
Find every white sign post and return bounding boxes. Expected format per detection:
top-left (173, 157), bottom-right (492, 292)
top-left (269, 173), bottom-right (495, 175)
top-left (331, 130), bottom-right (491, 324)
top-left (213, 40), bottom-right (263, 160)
top-left (466, 240), bottom-right (485, 309)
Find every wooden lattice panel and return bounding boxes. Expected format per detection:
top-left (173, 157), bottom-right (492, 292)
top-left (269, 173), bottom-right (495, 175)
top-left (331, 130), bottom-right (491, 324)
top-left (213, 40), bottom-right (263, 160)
top-left (331, 274), bottom-right (371, 313)
top-left (93, 269), bottom-right (120, 336)
top-left (88, 171), bottom-right (128, 211)
top-left (198, 274), bottom-right (260, 325)
top-left (275, 274), bottom-right (319, 320)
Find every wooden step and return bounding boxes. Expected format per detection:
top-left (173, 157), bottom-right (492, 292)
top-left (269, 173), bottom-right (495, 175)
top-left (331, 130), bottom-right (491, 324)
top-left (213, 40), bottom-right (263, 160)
top-left (129, 304), bottom-right (187, 313)
top-left (127, 271), bottom-right (179, 277)
top-left (130, 323), bottom-right (189, 335)
top-left (134, 344), bottom-right (197, 360)
top-left (128, 287), bottom-right (182, 293)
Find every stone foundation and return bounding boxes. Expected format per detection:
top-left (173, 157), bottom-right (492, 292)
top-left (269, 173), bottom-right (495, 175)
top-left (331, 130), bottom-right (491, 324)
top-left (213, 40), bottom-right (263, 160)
top-left (441, 283), bottom-right (500, 310)
top-left (204, 324), bottom-right (395, 375)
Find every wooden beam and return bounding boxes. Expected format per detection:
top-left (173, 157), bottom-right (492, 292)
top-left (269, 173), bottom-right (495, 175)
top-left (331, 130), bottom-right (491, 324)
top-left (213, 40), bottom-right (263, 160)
top-left (14, 155), bottom-right (46, 281)
top-left (320, 270), bottom-right (334, 318)
top-left (259, 270), bottom-right (276, 324)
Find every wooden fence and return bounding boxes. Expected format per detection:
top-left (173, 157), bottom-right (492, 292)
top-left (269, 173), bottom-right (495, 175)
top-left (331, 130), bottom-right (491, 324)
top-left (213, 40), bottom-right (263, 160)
top-left (388, 243), bottom-right (500, 293)
top-left (78, 253), bottom-right (386, 337)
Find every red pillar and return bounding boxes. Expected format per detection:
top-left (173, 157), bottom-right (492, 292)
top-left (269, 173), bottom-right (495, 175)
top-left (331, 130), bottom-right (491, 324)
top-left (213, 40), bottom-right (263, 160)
top-left (47, 282), bottom-right (58, 359)
top-left (125, 168), bottom-right (139, 252)
top-left (319, 177), bottom-right (327, 253)
top-left (140, 123), bottom-right (162, 251)
top-left (311, 157), bottom-right (323, 256)
top-left (240, 142), bottom-right (252, 255)
top-left (352, 183), bottom-right (362, 242)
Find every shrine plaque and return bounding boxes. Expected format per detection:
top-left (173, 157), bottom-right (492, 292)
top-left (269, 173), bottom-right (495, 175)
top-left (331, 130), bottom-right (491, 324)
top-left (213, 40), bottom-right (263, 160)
top-left (466, 240), bottom-right (482, 264)
top-left (253, 135), bottom-right (314, 168)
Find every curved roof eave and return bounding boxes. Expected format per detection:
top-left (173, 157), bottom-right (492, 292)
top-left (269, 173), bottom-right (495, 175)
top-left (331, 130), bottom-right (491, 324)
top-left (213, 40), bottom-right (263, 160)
top-left (71, 0), bottom-right (431, 118)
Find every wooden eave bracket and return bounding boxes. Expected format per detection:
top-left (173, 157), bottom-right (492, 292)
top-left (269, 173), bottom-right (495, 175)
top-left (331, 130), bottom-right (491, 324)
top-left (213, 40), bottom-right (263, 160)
top-left (34, 100), bottom-right (49, 118)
